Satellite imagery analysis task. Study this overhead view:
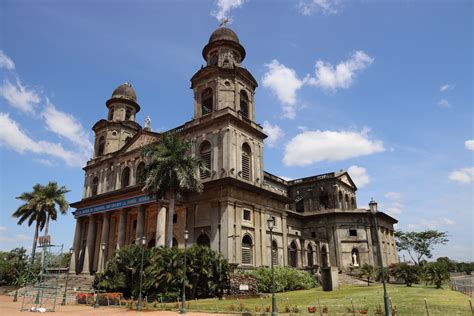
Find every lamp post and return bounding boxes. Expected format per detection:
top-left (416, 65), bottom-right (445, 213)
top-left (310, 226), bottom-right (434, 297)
top-left (369, 198), bottom-right (391, 316)
top-left (137, 237), bottom-right (146, 311)
top-left (61, 248), bottom-right (74, 305)
top-left (180, 230), bottom-right (189, 314)
top-left (267, 216), bottom-right (277, 316)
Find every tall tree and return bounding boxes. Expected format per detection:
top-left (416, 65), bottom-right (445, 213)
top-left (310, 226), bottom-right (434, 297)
top-left (12, 182), bottom-right (70, 264)
top-left (141, 132), bottom-right (204, 248)
top-left (395, 230), bottom-right (449, 265)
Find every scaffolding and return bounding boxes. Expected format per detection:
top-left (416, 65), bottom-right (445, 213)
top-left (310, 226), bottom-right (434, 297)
top-left (21, 235), bottom-right (64, 312)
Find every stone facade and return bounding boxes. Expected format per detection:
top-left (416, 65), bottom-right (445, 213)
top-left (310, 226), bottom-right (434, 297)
top-left (70, 26), bottom-right (398, 276)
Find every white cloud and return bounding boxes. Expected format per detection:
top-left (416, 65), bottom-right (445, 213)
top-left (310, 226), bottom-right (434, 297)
top-left (449, 167), bottom-right (474, 184)
top-left (283, 127), bottom-right (385, 166)
top-left (347, 165), bottom-right (370, 188)
top-left (440, 83), bottom-right (455, 92)
top-left (0, 50), bottom-right (15, 70)
top-left (0, 226), bottom-right (6, 232)
top-left (212, 0), bottom-right (244, 21)
top-left (298, 0), bottom-right (342, 15)
top-left (437, 99), bottom-right (451, 108)
top-left (42, 98), bottom-right (93, 155)
top-left (262, 120), bottom-right (284, 148)
top-left (408, 218), bottom-right (455, 230)
top-left (0, 112), bottom-right (87, 167)
top-left (262, 59), bottom-right (306, 119)
top-left (465, 140), bottom-right (474, 151)
top-left (307, 51), bottom-right (374, 92)
top-left (383, 192), bottom-right (404, 216)
top-left (33, 158), bottom-right (56, 166)
top-left (0, 78), bottom-right (41, 114)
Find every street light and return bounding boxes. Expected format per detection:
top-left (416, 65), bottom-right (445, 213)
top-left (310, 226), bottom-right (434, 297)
top-left (61, 248), bottom-right (74, 305)
top-left (180, 230), bottom-right (189, 314)
top-left (369, 198), bottom-right (391, 316)
top-left (137, 237), bottom-right (146, 311)
top-left (267, 216), bottom-right (277, 316)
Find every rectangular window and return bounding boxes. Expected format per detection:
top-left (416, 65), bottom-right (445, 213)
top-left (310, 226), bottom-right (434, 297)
top-left (349, 229), bottom-right (357, 237)
top-left (243, 209), bottom-right (251, 221)
top-left (242, 154), bottom-right (250, 180)
top-left (200, 151), bottom-right (211, 179)
top-left (311, 231), bottom-right (316, 238)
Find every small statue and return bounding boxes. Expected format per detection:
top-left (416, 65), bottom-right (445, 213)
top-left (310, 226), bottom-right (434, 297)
top-left (352, 252), bottom-right (359, 267)
top-left (144, 115), bottom-right (151, 130)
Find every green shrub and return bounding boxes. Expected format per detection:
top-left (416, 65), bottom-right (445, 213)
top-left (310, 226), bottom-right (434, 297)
top-left (421, 262), bottom-right (450, 288)
top-left (389, 263), bottom-right (419, 287)
top-left (250, 267), bottom-right (316, 292)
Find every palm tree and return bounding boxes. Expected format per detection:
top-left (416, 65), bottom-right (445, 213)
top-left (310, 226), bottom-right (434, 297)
top-left (141, 132), bottom-right (204, 248)
top-left (12, 182), bottom-right (70, 264)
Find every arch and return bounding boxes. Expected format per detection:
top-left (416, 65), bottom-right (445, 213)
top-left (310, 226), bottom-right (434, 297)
top-left (351, 196), bottom-right (356, 209)
top-left (241, 143), bottom-right (252, 181)
top-left (345, 194), bottom-right (349, 209)
top-left (201, 88), bottom-right (213, 115)
top-left (321, 245), bottom-right (329, 268)
top-left (196, 234), bottom-right (210, 247)
top-left (199, 141), bottom-right (212, 179)
top-left (172, 238), bottom-right (178, 248)
top-left (241, 234), bottom-right (253, 265)
top-left (97, 136), bottom-right (105, 156)
top-left (125, 109), bottom-right (132, 120)
top-left (240, 90), bottom-right (249, 118)
top-left (121, 167), bottom-right (130, 188)
top-left (147, 239), bottom-right (156, 249)
top-left (288, 241), bottom-right (298, 267)
top-left (91, 177), bottom-right (99, 197)
top-left (307, 244), bottom-right (314, 267)
top-left (338, 191), bottom-right (343, 209)
top-left (351, 248), bottom-right (360, 267)
top-left (271, 240), bottom-right (278, 266)
top-left (210, 54), bottom-right (218, 66)
top-left (136, 162), bottom-right (146, 184)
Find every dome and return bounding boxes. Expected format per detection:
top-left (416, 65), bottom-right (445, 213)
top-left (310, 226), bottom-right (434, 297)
top-left (208, 27), bottom-right (240, 44)
top-left (111, 82), bottom-right (137, 102)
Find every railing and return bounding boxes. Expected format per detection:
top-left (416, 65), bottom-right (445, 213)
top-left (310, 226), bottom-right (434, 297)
top-left (450, 277), bottom-right (473, 297)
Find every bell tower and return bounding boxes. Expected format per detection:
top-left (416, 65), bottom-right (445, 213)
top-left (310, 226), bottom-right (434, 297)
top-left (92, 82), bottom-right (141, 158)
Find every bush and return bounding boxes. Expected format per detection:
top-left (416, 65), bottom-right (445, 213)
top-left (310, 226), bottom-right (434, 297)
top-left (389, 263), bottom-right (419, 287)
top-left (421, 262), bottom-right (450, 288)
top-left (250, 267), bottom-right (316, 292)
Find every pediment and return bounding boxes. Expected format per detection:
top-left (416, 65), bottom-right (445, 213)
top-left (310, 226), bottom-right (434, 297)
top-left (337, 173), bottom-right (357, 190)
top-left (122, 131), bottom-right (159, 154)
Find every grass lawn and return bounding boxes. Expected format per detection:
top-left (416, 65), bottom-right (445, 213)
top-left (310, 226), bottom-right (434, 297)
top-left (152, 284), bottom-right (472, 315)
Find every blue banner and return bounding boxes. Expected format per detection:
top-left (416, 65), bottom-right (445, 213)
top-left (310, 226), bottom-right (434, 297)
top-left (75, 194), bottom-right (156, 217)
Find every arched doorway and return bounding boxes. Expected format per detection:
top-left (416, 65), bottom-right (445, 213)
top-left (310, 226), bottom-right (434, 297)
top-left (307, 244), bottom-right (314, 267)
top-left (289, 241), bottom-right (298, 267)
top-left (196, 234), bottom-right (210, 247)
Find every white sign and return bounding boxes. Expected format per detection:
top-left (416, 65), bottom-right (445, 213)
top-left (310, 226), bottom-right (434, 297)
top-left (239, 284), bottom-right (249, 291)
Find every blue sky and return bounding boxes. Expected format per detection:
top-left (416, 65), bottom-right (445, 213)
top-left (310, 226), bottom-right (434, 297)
top-left (0, 0), bottom-right (472, 261)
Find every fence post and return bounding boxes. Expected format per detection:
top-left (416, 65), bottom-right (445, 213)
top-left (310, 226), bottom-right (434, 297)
top-left (424, 298), bottom-right (430, 316)
top-left (469, 298), bottom-right (472, 314)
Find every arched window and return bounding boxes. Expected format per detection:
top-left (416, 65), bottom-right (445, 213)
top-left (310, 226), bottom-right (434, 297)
top-left (196, 234), bottom-right (210, 247)
top-left (319, 191), bottom-right (329, 210)
top-left (108, 108), bottom-right (114, 120)
top-left (338, 191), bottom-right (343, 209)
top-left (199, 141), bottom-right (211, 179)
top-left (321, 245), bottom-right (329, 268)
top-left (289, 241), bottom-right (298, 267)
top-left (210, 54), bottom-right (218, 66)
top-left (125, 109), bottom-right (132, 120)
top-left (307, 244), bottom-right (314, 267)
top-left (241, 143), bottom-right (251, 181)
top-left (272, 240), bottom-right (278, 266)
top-left (147, 239), bottom-right (156, 249)
top-left (240, 90), bottom-right (249, 118)
top-left (201, 88), bottom-right (213, 115)
top-left (351, 248), bottom-right (360, 267)
top-left (295, 198), bottom-right (304, 213)
top-left (91, 177), bottom-right (99, 196)
top-left (136, 162), bottom-right (146, 184)
top-left (172, 238), bottom-right (178, 248)
top-left (97, 136), bottom-right (105, 156)
top-left (121, 167), bottom-right (130, 188)
top-left (345, 194), bottom-right (349, 210)
top-left (242, 235), bottom-right (253, 265)
top-left (351, 196), bottom-right (356, 209)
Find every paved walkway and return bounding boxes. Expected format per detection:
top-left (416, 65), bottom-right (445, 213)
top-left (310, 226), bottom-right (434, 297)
top-left (0, 296), bottom-right (227, 316)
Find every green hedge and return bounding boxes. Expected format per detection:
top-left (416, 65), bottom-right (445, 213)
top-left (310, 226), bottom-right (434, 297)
top-left (250, 267), bottom-right (317, 293)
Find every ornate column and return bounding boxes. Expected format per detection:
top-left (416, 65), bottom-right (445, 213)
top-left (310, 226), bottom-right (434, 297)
top-left (117, 209), bottom-right (128, 249)
top-left (82, 216), bottom-right (96, 274)
top-left (98, 213), bottom-right (111, 272)
top-left (70, 218), bottom-right (83, 274)
top-left (136, 205), bottom-right (146, 240)
top-left (155, 205), bottom-right (167, 247)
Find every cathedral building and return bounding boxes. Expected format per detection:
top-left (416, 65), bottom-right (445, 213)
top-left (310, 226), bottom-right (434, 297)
top-left (69, 26), bottom-right (399, 276)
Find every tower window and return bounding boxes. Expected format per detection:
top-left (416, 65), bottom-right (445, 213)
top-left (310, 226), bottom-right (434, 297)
top-left (349, 229), bottom-right (357, 237)
top-left (97, 136), bottom-right (105, 156)
top-left (240, 90), bottom-right (249, 118)
top-left (121, 167), bottom-right (130, 188)
top-left (201, 88), bottom-right (213, 115)
top-left (242, 235), bottom-right (253, 265)
top-left (199, 141), bottom-right (211, 179)
top-left (210, 54), bottom-right (218, 66)
top-left (108, 108), bottom-right (114, 120)
top-left (91, 177), bottom-right (99, 196)
top-left (125, 109), bottom-right (132, 121)
top-left (241, 143), bottom-right (251, 181)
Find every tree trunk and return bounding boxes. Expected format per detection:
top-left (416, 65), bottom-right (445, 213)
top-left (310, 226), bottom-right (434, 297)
top-left (367, 277), bottom-right (370, 286)
top-left (165, 190), bottom-right (176, 248)
top-left (30, 221), bottom-right (40, 265)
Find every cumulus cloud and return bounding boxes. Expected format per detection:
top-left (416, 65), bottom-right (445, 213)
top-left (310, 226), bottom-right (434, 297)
top-left (283, 127), bottom-right (385, 166)
top-left (0, 50), bottom-right (15, 70)
top-left (0, 79), bottom-right (41, 114)
top-left (347, 165), bottom-right (370, 188)
top-left (212, 0), bottom-right (245, 22)
top-left (0, 112), bottom-right (87, 167)
top-left (262, 60), bottom-right (306, 119)
top-left (298, 0), bottom-right (342, 15)
top-left (440, 83), bottom-right (455, 92)
top-left (465, 140), bottom-right (474, 151)
top-left (449, 167), bottom-right (474, 184)
top-left (408, 218), bottom-right (455, 230)
top-left (307, 51), bottom-right (374, 92)
top-left (437, 99), bottom-right (451, 108)
top-left (262, 120), bottom-right (284, 148)
top-left (42, 98), bottom-right (93, 155)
